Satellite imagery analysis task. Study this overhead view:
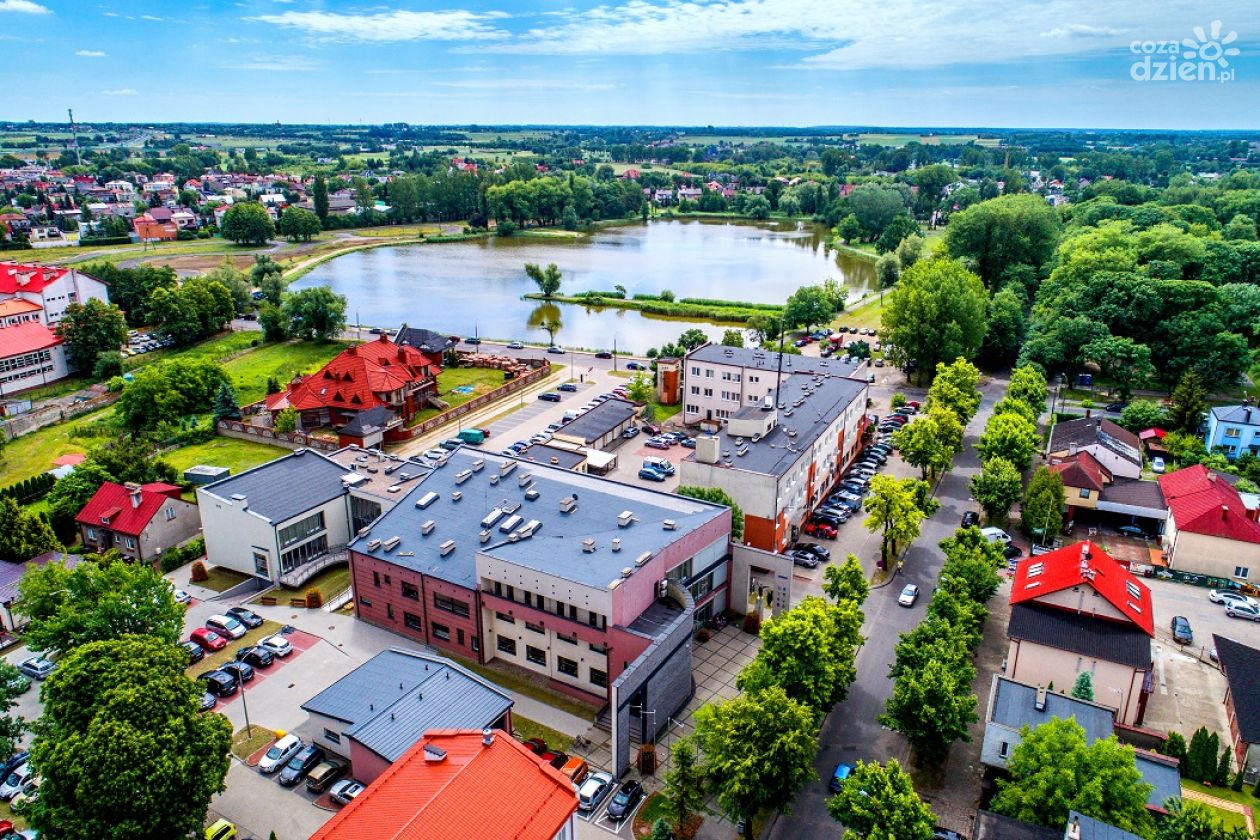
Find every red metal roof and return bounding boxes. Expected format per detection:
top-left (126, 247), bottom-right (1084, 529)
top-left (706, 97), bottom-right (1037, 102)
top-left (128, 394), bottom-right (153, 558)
top-left (1010, 540), bottom-right (1154, 636)
top-left (74, 482), bottom-right (183, 536)
top-left (282, 335), bottom-right (438, 414)
top-left (1159, 464), bottom-right (1260, 544)
top-left (0, 263), bottom-right (70, 295)
top-left (0, 321), bottom-right (60, 358)
top-left (309, 729), bottom-right (577, 840)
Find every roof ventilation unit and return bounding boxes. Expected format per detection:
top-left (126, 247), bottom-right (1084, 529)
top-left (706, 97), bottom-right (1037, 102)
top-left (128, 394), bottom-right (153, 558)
top-left (635, 550), bottom-right (653, 567)
top-left (499, 514), bottom-right (522, 533)
top-left (517, 519), bottom-right (541, 538)
top-left (450, 491), bottom-right (462, 502)
top-left (421, 520), bottom-right (436, 536)
top-left (471, 459), bottom-right (485, 472)
top-left (618, 511), bottom-right (635, 528)
top-left (488, 474), bottom-right (500, 485)
top-left (366, 538), bottom-right (382, 551)
top-left (439, 539), bottom-right (456, 557)
top-left (517, 472), bottom-right (533, 488)
top-left (500, 461), bottom-right (517, 477)
top-left (582, 538), bottom-right (597, 553)
top-left (479, 529), bottom-right (491, 544)
top-left (621, 567), bottom-right (633, 579)
top-left (611, 537), bottom-right (622, 552)
top-left (524, 487), bottom-right (540, 501)
top-left (560, 496), bottom-right (577, 513)
top-left (382, 536), bottom-right (401, 552)
top-left (455, 469), bottom-right (473, 485)
top-left (503, 500), bottom-right (522, 514)
top-left (481, 508), bottom-right (505, 528)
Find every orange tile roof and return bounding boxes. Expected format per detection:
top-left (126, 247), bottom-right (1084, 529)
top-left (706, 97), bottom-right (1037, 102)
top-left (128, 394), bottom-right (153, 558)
top-left (0, 299), bottom-right (41, 317)
top-left (310, 729), bottom-right (577, 840)
top-left (282, 334), bottom-right (438, 414)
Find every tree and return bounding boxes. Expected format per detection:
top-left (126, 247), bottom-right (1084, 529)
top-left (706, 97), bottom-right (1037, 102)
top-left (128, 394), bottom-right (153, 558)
top-left (0, 661), bottom-right (27, 762)
top-left (745, 313), bottom-right (780, 345)
top-left (1157, 800), bottom-right (1250, 840)
top-left (991, 718), bottom-right (1153, 837)
top-left (875, 214), bottom-right (919, 254)
top-left (0, 497), bottom-right (60, 563)
top-left (846, 185), bottom-right (907, 240)
top-left (274, 407), bottom-right (297, 433)
top-left (115, 359), bottom-right (227, 431)
top-left (30, 636), bottom-right (232, 839)
top-left (837, 215), bottom-right (862, 244)
top-left (744, 194), bottom-right (771, 220)
top-left (1167, 370), bottom-right (1208, 435)
top-left (826, 759), bottom-right (936, 840)
top-left (863, 475), bottom-right (926, 569)
top-left (283, 286), bottom-right (347, 341)
top-left (720, 329), bottom-right (744, 348)
top-left (883, 258), bottom-right (987, 384)
top-left (894, 414), bottom-right (953, 480)
top-left (1185, 727), bottom-right (1221, 784)
top-left (626, 372), bottom-right (654, 403)
top-left (982, 287), bottom-right (1027, 365)
top-left (876, 253), bottom-right (900, 288)
top-left (212, 382), bottom-right (241, 422)
top-left (524, 262), bottom-right (563, 298)
top-left (92, 351), bottom-right (123, 380)
top-left (880, 656), bottom-right (978, 764)
top-left (17, 553), bottom-right (185, 652)
top-left (1071, 671), bottom-right (1094, 702)
top-left (970, 457), bottom-right (1023, 522)
top-left (258, 302), bottom-right (288, 341)
top-left (895, 233), bottom-right (925, 269)
top-left (784, 285), bottom-right (837, 331)
top-left (201, 260), bottom-right (252, 315)
top-left (220, 202), bottom-right (275, 245)
top-left (676, 486), bottom-right (744, 541)
top-left (939, 527), bottom-right (1004, 602)
top-left (1006, 365), bottom-right (1048, 417)
top-left (977, 412), bottom-right (1039, 471)
top-left (664, 737), bottom-right (705, 836)
top-left (313, 175), bottom-right (329, 222)
top-left (649, 819), bottom-right (674, 840)
top-left (55, 299), bottom-right (128, 371)
top-left (927, 358), bottom-right (982, 423)
top-left (278, 206), bottom-right (321, 242)
top-left (1082, 336), bottom-right (1154, 403)
top-left (945, 194), bottom-right (1062, 290)
top-left (822, 554), bottom-right (868, 607)
top-left (1021, 467), bottom-right (1066, 545)
top-left (693, 685), bottom-right (818, 840)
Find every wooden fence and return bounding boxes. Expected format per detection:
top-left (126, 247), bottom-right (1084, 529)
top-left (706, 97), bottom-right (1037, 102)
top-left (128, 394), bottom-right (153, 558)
top-left (216, 419), bottom-right (339, 452)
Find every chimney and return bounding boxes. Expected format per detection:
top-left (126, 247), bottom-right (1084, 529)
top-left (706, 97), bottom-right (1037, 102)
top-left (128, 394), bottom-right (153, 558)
top-left (124, 482), bottom-right (142, 509)
top-left (696, 435), bottom-right (721, 465)
top-left (1223, 504), bottom-right (1230, 520)
top-left (482, 728), bottom-right (494, 747)
top-left (1066, 816), bottom-right (1081, 840)
top-left (1068, 442), bottom-right (1078, 456)
top-left (1208, 472), bottom-right (1217, 483)
top-left (1034, 686), bottom-right (1048, 712)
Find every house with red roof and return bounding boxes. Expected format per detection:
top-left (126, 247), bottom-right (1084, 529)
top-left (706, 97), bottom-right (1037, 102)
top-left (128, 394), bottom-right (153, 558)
top-left (1048, 451), bottom-right (1167, 532)
top-left (0, 262), bottom-right (109, 326)
top-left (263, 334), bottom-right (439, 442)
top-left (0, 262), bottom-right (109, 395)
top-left (1003, 540), bottom-right (1155, 725)
top-left (308, 728), bottom-right (577, 840)
top-left (1159, 464), bottom-right (1260, 582)
top-left (76, 482), bottom-right (201, 563)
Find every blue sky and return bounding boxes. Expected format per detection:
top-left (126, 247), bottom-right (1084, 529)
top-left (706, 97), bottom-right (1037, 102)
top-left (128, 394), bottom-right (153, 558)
top-left (1, 0), bottom-right (1257, 129)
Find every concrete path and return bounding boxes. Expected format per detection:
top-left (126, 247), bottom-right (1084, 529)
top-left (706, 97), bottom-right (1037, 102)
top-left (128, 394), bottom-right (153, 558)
top-left (1182, 786), bottom-right (1256, 834)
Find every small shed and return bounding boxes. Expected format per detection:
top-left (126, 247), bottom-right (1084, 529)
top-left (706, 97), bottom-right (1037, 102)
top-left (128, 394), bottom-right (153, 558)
top-left (183, 465), bottom-right (231, 485)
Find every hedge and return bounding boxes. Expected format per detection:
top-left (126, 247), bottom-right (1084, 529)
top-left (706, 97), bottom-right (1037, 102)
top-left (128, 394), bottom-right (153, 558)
top-left (78, 235), bottom-right (132, 247)
top-left (160, 536), bottom-right (206, 573)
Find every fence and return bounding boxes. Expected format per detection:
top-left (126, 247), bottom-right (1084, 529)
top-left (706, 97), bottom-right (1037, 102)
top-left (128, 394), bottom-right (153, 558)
top-left (0, 391), bottom-right (118, 441)
top-left (216, 419), bottom-right (339, 452)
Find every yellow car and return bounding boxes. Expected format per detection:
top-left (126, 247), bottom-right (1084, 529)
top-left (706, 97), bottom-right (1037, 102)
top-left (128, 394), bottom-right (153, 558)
top-left (205, 819), bottom-right (236, 840)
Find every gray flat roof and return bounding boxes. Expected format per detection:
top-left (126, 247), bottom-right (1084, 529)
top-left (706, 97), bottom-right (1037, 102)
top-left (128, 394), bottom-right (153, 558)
top-left (518, 443), bottom-right (586, 470)
top-left (556, 398), bottom-right (638, 444)
top-left (199, 448), bottom-right (352, 524)
top-left (301, 649), bottom-right (512, 763)
top-left (687, 343), bottom-right (857, 376)
top-left (988, 676), bottom-right (1114, 743)
top-left (686, 372), bottom-right (866, 477)
top-left (350, 449), bottom-right (728, 590)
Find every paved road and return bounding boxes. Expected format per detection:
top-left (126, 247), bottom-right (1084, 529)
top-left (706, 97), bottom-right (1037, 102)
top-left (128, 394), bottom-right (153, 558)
top-left (767, 374), bottom-right (1008, 840)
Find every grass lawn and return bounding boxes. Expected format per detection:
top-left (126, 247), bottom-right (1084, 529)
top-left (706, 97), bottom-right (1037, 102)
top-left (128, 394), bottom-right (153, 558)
top-left (161, 437), bottom-right (287, 477)
top-left (220, 339), bottom-right (347, 405)
top-left (0, 405), bottom-right (114, 485)
top-left (837, 292), bottom-right (885, 332)
top-left (232, 725), bottom-right (277, 761)
top-left (257, 564), bottom-right (351, 605)
top-left (411, 366), bottom-right (514, 423)
top-left (1181, 780), bottom-right (1252, 832)
top-left (190, 619), bottom-right (286, 679)
top-left (512, 716), bottom-right (574, 753)
top-left (196, 566), bottom-right (250, 593)
top-left (448, 655), bottom-right (598, 720)
top-left (0, 799), bottom-right (27, 830)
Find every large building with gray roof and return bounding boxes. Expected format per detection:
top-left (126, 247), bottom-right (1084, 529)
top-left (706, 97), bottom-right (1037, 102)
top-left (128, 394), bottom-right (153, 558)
top-left (346, 447), bottom-right (732, 776)
top-left (301, 648), bottom-right (512, 783)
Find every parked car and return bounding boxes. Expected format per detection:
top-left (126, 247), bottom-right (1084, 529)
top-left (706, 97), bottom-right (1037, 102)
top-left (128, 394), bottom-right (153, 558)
top-left (638, 467), bottom-right (668, 482)
top-left (803, 521), bottom-right (837, 539)
top-left (10, 778), bottom-right (39, 814)
top-left (1105, 402), bottom-right (1128, 413)
top-left (1151, 457), bottom-right (1166, 473)
top-left (258, 734), bottom-right (304, 774)
top-left (933, 828), bottom-right (965, 840)
top-left (205, 614), bottom-right (247, 640)
top-left (625, 361), bottom-right (646, 370)
top-left (329, 778), bottom-right (366, 806)
top-left (681, 437), bottom-right (697, 449)
top-left (0, 765), bottom-right (31, 801)
top-left (279, 744), bottom-right (326, 786)
top-left (622, 426), bottom-right (640, 439)
top-left (1228, 603), bottom-right (1260, 622)
top-left (541, 751), bottom-right (568, 770)
top-left (440, 438), bottom-right (465, 450)
top-left (791, 551), bottom-right (820, 569)
top-left (236, 645), bottom-right (274, 667)
top-left (15, 657), bottom-right (55, 681)
top-left (199, 692), bottom-right (218, 712)
top-left (225, 607), bottom-right (264, 629)
top-left (606, 778), bottom-right (644, 820)
top-left (558, 382), bottom-right (579, 392)
top-left (172, 588), bottom-right (191, 605)
top-left (1004, 543), bottom-right (1023, 560)
top-left (828, 762), bottom-right (854, 793)
top-left (961, 511), bottom-right (980, 528)
top-left (791, 543), bottom-right (830, 562)
top-left (537, 392), bottom-right (562, 402)
top-left (220, 661), bottom-right (254, 684)
top-left (898, 584), bottom-right (920, 607)
top-left (559, 756), bottom-right (590, 786)
top-left (644, 437), bottom-right (671, 450)
top-left (595, 351), bottom-right (613, 359)
top-left (205, 819), bottom-right (237, 840)
top-left (259, 634), bottom-right (293, 657)
top-left (1170, 615), bottom-right (1193, 644)
top-left (1210, 590), bottom-right (1258, 608)
top-left (547, 346), bottom-right (565, 355)
top-left (643, 457), bottom-right (675, 476)
top-left (1117, 525), bottom-right (1147, 539)
top-left (980, 527), bottom-right (1012, 545)
top-left (506, 341), bottom-right (525, 350)
top-left (190, 628), bottom-right (227, 652)
top-left (522, 738), bottom-right (548, 755)
top-left (0, 753), bottom-right (29, 784)
top-left (306, 758), bottom-right (348, 793)
top-left (199, 670), bottom-right (238, 698)
top-left (577, 771), bottom-right (615, 811)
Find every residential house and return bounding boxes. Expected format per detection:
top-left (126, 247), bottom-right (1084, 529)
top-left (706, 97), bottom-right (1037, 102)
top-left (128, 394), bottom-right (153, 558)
top-left (300, 649), bottom-right (512, 783)
top-left (76, 482), bottom-right (201, 563)
top-left (1213, 634), bottom-right (1260, 780)
top-left (0, 552), bottom-right (80, 633)
top-left (981, 675), bottom-right (1180, 815)
top-left (1158, 464), bottom-right (1260, 581)
top-left (394, 325), bottom-right (456, 369)
top-left (1206, 405), bottom-right (1260, 459)
top-left (348, 449), bottom-right (732, 774)
top-left (1047, 417), bottom-right (1144, 480)
top-left (1047, 451), bottom-right (1167, 532)
top-left (308, 729), bottom-right (577, 840)
top-left (1003, 541), bottom-right (1155, 725)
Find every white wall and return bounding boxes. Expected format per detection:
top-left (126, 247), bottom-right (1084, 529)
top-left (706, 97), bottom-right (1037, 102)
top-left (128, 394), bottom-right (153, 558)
top-left (196, 488), bottom-right (281, 582)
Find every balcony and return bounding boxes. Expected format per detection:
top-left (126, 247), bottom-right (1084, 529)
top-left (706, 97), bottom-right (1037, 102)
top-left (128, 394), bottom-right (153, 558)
top-left (279, 546), bottom-right (348, 589)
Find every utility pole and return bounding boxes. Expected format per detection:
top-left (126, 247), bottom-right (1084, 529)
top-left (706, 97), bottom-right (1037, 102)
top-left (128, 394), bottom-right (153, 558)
top-left (67, 108), bottom-right (81, 166)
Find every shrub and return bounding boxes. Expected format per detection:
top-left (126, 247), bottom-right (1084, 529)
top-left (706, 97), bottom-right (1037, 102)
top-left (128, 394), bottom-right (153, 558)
top-left (891, 392), bottom-right (907, 409)
top-left (93, 351), bottom-right (124, 380)
top-left (305, 589), bottom-right (323, 608)
top-left (190, 560), bottom-right (208, 582)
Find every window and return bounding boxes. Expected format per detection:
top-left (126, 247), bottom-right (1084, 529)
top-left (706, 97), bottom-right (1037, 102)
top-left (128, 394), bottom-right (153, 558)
top-left (590, 668), bottom-right (608, 688)
top-left (401, 581), bottom-right (419, 601)
top-left (495, 612), bottom-right (515, 624)
top-left (384, 575), bottom-right (391, 586)
top-left (431, 623), bottom-right (451, 641)
top-left (667, 557), bottom-right (693, 583)
top-left (686, 404), bottom-right (699, 414)
top-left (164, 507), bottom-right (176, 521)
top-left (373, 571), bottom-right (380, 588)
top-left (526, 645), bottom-right (547, 666)
top-left (705, 369), bottom-right (713, 378)
top-left (403, 612), bottom-right (422, 631)
top-left (524, 591), bottom-right (532, 607)
top-left (690, 386), bottom-right (700, 395)
top-left (703, 388), bottom-right (713, 397)
top-left (125, 537), bottom-right (136, 549)
top-left (497, 636), bottom-right (517, 655)
top-left (690, 366), bottom-right (699, 376)
top-left (471, 636), bottom-right (479, 653)
top-left (999, 741), bottom-right (1009, 758)
top-left (1226, 427), bottom-right (1242, 438)
top-left (86, 528), bottom-right (96, 540)
top-left (493, 580), bottom-right (502, 597)
top-left (324, 729), bottom-right (341, 745)
top-left (525, 621), bottom-right (545, 634)
top-left (1079, 488), bottom-right (1091, 499)
top-left (358, 596), bottom-right (373, 607)
top-left (278, 511), bottom-right (326, 548)
top-left (555, 600), bottom-right (566, 616)
top-left (386, 604), bottom-right (394, 619)
top-left (557, 656), bottom-right (579, 677)
top-left (457, 629), bottom-right (465, 646)
top-left (435, 593), bottom-right (470, 617)
top-left (253, 552), bottom-right (269, 577)
top-left (589, 642), bottom-right (608, 654)
top-left (568, 603), bottom-right (577, 620)
top-left (350, 495), bottom-right (383, 533)
top-left (556, 632), bottom-right (577, 645)
top-left (1236, 566), bottom-right (1250, 579)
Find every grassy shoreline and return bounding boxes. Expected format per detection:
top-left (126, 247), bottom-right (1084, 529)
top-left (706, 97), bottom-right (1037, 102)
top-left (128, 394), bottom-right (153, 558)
top-left (523, 292), bottom-right (775, 325)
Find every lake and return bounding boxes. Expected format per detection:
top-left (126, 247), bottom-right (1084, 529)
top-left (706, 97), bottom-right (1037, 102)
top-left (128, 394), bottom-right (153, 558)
top-left (293, 219), bottom-right (876, 353)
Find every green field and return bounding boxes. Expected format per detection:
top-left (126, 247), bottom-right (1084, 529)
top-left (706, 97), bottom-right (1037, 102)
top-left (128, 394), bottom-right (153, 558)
top-left (220, 339), bottom-right (346, 405)
top-left (160, 437), bottom-right (286, 477)
top-left (1, 406), bottom-right (112, 485)
top-left (1180, 781), bottom-right (1251, 832)
top-left (856, 132), bottom-right (981, 147)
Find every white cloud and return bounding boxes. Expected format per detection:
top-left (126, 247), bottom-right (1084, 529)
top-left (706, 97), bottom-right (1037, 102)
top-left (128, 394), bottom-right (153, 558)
top-left (75, 49), bottom-right (107, 57)
top-left (140, 14), bottom-right (163, 21)
top-left (100, 88), bottom-right (138, 96)
top-left (1041, 24), bottom-right (1125, 38)
top-left (224, 55), bottom-right (317, 72)
top-left (433, 78), bottom-right (614, 91)
top-left (0, 0), bottom-right (50, 13)
top-left (248, 9), bottom-right (511, 42)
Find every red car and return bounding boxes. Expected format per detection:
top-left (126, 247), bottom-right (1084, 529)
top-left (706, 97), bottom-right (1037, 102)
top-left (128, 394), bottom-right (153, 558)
top-left (906, 401), bottom-right (921, 409)
top-left (190, 627), bottom-right (227, 652)
top-left (803, 521), bottom-right (837, 539)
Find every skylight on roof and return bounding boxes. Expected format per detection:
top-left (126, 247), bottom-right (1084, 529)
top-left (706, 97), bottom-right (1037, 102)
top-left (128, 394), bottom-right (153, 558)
top-left (1027, 562), bottom-right (1044, 578)
top-left (1126, 581), bottom-right (1141, 600)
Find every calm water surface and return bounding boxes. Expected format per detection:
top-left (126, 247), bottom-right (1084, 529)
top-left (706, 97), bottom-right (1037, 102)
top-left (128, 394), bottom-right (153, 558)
top-left (294, 219), bottom-right (875, 353)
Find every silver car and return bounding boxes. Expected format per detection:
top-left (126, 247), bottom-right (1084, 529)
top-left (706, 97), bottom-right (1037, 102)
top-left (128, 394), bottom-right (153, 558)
top-left (1210, 590), bottom-right (1257, 609)
top-left (258, 733), bottom-right (303, 774)
top-left (898, 584), bottom-right (920, 607)
top-left (0, 763), bottom-right (31, 800)
top-left (577, 771), bottom-right (615, 812)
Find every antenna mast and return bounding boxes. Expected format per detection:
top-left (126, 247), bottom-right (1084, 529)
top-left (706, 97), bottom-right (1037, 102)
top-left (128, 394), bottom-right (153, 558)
top-left (67, 108), bottom-right (81, 166)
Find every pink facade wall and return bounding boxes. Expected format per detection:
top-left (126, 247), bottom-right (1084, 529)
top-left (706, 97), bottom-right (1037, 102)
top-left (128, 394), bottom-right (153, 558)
top-left (610, 512), bottom-right (730, 627)
top-left (349, 551), bottom-right (482, 661)
top-left (349, 741), bottom-right (392, 784)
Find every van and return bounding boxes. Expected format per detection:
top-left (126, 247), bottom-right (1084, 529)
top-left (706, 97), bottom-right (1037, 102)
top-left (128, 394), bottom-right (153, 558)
top-left (306, 758), bottom-right (348, 793)
top-left (559, 756), bottom-right (589, 787)
top-left (205, 614), bottom-right (247, 640)
top-left (457, 428), bottom-right (485, 445)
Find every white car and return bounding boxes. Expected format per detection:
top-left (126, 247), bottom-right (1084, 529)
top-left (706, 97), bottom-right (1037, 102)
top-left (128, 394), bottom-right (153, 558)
top-left (259, 634), bottom-right (293, 657)
top-left (171, 587), bottom-right (191, 604)
top-left (577, 771), bottom-right (615, 812)
top-left (1152, 457), bottom-right (1166, 473)
top-left (898, 584), bottom-right (920, 607)
top-left (258, 733), bottom-right (303, 774)
top-left (0, 763), bottom-right (31, 800)
top-left (1210, 590), bottom-right (1258, 609)
top-left (981, 527), bottom-right (1012, 545)
top-left (330, 778), bottom-right (366, 806)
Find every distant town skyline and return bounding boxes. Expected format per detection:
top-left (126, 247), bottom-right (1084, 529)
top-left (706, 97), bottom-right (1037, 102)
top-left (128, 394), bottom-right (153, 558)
top-left (0, 0), bottom-right (1256, 129)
